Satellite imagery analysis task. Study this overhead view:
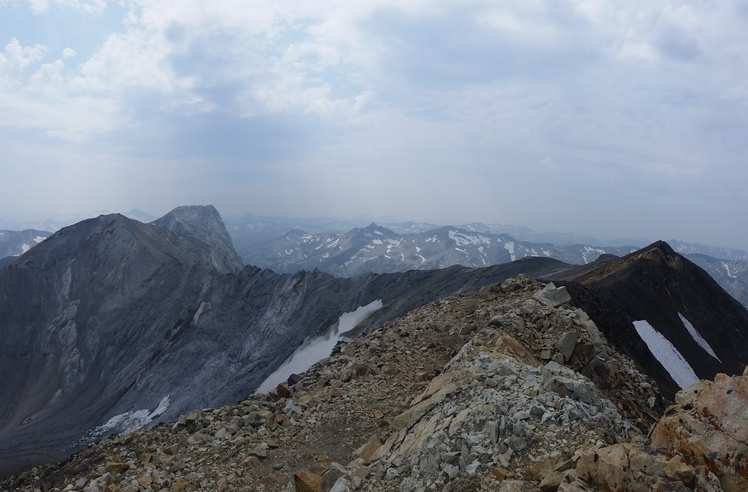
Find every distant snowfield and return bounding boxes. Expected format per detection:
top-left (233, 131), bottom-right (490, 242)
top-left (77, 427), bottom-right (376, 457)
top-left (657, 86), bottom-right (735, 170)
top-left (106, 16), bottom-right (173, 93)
top-left (256, 299), bottom-right (383, 394)
top-left (633, 320), bottom-right (699, 389)
top-left (88, 395), bottom-right (171, 439)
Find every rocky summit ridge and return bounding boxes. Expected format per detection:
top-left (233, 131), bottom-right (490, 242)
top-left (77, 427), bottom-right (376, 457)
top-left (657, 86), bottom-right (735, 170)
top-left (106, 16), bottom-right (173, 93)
top-left (5, 275), bottom-right (748, 492)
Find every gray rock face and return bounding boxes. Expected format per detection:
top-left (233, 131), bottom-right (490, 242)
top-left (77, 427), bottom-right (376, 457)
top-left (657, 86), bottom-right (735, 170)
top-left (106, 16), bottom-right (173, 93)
top-left (0, 208), bottom-right (567, 478)
top-left (151, 204), bottom-right (243, 274)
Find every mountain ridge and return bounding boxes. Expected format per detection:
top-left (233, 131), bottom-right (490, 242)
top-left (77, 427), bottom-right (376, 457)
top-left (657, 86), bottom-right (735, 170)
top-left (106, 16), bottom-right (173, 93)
top-left (4, 267), bottom-right (748, 491)
top-left (0, 207), bottom-right (572, 479)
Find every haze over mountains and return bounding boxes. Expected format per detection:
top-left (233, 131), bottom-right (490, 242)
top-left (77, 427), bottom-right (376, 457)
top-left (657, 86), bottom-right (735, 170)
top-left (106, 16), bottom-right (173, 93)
top-left (3, 209), bottom-right (747, 311)
top-left (2, 205), bottom-right (748, 489)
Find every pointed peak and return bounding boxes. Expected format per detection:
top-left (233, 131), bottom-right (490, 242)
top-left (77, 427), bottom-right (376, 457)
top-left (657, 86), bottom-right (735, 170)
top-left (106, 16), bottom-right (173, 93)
top-left (152, 205), bottom-right (242, 273)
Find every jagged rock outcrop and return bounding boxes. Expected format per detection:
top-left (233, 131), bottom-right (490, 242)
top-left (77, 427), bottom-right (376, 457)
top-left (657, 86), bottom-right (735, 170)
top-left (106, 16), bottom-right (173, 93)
top-left (564, 368), bottom-right (748, 491)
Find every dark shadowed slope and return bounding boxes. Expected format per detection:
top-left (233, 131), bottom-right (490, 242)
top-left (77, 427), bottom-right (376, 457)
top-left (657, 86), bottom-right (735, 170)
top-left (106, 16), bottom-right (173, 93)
top-left (551, 241), bottom-right (748, 399)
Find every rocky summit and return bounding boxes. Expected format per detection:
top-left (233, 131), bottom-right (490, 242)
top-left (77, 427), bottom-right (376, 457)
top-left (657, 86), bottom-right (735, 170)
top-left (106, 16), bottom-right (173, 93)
top-left (5, 275), bottom-right (748, 492)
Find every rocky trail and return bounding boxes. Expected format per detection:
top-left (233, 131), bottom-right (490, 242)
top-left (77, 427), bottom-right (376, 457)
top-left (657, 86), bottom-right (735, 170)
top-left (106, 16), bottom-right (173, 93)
top-left (4, 275), bottom-right (748, 492)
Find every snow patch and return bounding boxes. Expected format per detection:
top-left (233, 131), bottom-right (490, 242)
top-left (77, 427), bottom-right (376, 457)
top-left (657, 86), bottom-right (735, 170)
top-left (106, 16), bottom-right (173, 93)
top-left (504, 241), bottom-right (516, 261)
top-left (633, 320), bottom-right (699, 389)
top-left (679, 313), bottom-right (721, 362)
top-left (88, 396), bottom-right (171, 439)
top-left (34, 236), bottom-right (45, 243)
top-left (255, 299), bottom-right (384, 393)
top-left (21, 243), bottom-right (30, 253)
top-left (722, 262), bottom-right (735, 279)
top-left (448, 230), bottom-right (490, 247)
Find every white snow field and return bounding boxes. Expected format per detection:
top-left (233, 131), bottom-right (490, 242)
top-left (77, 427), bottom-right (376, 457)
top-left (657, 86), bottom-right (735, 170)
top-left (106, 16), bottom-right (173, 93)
top-left (256, 299), bottom-right (383, 393)
top-left (633, 320), bottom-right (699, 389)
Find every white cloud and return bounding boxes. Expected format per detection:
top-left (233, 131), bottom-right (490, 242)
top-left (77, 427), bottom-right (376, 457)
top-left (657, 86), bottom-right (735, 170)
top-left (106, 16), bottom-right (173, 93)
top-left (27, 0), bottom-right (48, 13)
top-left (1, 0), bottom-right (748, 249)
top-left (0, 38), bottom-right (46, 74)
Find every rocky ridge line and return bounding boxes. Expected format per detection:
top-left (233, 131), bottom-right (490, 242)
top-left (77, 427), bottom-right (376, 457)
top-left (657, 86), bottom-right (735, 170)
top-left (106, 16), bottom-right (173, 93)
top-left (3, 276), bottom-right (744, 491)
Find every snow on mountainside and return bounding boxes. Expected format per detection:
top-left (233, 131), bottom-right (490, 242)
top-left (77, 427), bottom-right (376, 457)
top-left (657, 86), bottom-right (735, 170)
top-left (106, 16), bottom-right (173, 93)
top-left (240, 223), bottom-right (639, 277)
top-left (235, 222), bottom-right (748, 310)
top-left (0, 229), bottom-right (50, 259)
top-left (669, 239), bottom-right (748, 262)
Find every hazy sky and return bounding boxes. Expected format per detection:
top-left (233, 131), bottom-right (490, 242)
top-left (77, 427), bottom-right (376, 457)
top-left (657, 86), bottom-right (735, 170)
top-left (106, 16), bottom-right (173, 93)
top-left (1, 1), bottom-right (747, 248)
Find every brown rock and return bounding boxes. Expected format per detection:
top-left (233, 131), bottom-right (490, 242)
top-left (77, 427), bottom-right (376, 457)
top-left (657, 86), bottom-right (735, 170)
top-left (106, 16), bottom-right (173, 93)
top-left (171, 479), bottom-right (189, 492)
top-left (522, 458), bottom-right (551, 481)
top-left (137, 474), bottom-right (153, 488)
top-left (649, 369), bottom-right (748, 488)
top-left (242, 456), bottom-right (261, 469)
top-left (277, 383), bottom-right (292, 398)
top-left (259, 473), bottom-right (291, 486)
top-left (539, 471), bottom-right (565, 491)
top-left (491, 466), bottom-right (509, 481)
top-left (352, 467), bottom-right (372, 479)
top-left (217, 477), bottom-right (228, 491)
top-left (309, 462), bottom-right (330, 476)
top-left (294, 469), bottom-right (323, 492)
top-left (355, 435), bottom-right (382, 463)
top-left (105, 462), bottom-right (130, 475)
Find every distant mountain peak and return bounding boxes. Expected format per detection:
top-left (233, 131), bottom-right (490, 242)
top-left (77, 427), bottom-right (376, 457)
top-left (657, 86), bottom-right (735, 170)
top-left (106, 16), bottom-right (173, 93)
top-left (152, 205), bottom-right (242, 273)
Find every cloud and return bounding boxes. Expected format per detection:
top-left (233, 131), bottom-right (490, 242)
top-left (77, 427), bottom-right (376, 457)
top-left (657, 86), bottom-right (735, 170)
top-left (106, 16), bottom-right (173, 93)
top-left (2, 1), bottom-right (748, 249)
top-left (0, 37), bottom-right (46, 75)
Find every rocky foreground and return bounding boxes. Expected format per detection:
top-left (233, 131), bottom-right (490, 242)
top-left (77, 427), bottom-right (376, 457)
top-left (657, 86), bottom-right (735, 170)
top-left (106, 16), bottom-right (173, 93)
top-left (3, 276), bottom-right (748, 491)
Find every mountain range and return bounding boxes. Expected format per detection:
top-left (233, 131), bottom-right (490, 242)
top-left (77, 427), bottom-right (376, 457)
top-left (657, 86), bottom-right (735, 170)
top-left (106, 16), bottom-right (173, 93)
top-left (2, 205), bottom-right (748, 487)
top-left (3, 212), bottom-right (747, 310)
top-left (234, 222), bottom-right (748, 311)
top-left (0, 206), bottom-right (566, 478)
top-left (1, 209), bottom-right (748, 490)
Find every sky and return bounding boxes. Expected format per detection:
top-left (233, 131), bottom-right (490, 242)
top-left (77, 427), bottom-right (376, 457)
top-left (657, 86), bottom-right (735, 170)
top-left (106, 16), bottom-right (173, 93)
top-left (1, 1), bottom-right (747, 249)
